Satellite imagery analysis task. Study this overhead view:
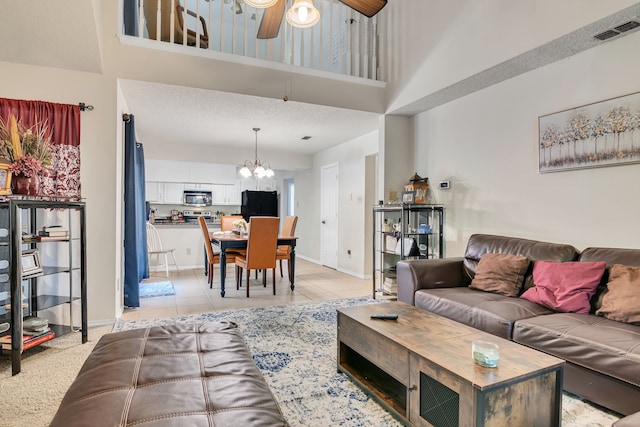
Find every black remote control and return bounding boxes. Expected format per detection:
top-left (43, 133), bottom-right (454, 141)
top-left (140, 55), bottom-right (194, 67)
top-left (370, 314), bottom-right (398, 320)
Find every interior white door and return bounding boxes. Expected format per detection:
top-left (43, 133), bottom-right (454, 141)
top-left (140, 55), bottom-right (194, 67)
top-left (321, 163), bottom-right (339, 269)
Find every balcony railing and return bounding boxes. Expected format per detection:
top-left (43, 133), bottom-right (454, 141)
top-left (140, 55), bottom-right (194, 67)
top-left (124, 0), bottom-right (384, 81)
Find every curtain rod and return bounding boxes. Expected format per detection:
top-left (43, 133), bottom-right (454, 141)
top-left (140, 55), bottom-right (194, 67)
top-left (79, 102), bottom-right (94, 111)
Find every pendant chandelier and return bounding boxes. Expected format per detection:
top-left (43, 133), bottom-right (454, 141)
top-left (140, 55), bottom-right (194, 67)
top-left (239, 128), bottom-right (275, 179)
top-left (286, 0), bottom-right (320, 29)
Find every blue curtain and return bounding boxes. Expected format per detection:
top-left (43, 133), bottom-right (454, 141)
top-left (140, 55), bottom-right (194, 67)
top-left (123, 0), bottom-right (139, 36)
top-left (124, 115), bottom-right (148, 308)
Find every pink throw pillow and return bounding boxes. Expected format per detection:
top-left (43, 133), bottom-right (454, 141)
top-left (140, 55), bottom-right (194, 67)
top-left (520, 261), bottom-right (606, 313)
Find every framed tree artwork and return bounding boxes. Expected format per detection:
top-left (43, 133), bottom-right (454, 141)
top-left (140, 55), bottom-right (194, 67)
top-left (539, 91), bottom-right (640, 173)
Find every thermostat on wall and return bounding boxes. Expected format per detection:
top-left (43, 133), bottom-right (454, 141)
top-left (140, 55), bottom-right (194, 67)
top-left (439, 180), bottom-right (451, 190)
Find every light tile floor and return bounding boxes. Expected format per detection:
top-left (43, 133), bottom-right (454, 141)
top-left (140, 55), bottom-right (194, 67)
top-left (121, 258), bottom-right (373, 320)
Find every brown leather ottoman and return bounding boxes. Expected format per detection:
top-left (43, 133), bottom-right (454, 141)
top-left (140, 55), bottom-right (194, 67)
top-left (50, 322), bottom-right (288, 426)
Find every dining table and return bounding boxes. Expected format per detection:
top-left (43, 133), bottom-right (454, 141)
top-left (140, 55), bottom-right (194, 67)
top-left (210, 233), bottom-right (298, 297)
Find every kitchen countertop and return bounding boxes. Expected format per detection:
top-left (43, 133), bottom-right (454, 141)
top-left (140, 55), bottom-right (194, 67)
top-left (152, 220), bottom-right (221, 229)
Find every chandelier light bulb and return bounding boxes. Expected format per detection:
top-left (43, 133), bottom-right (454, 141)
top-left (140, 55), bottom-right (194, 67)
top-left (297, 5), bottom-right (308, 22)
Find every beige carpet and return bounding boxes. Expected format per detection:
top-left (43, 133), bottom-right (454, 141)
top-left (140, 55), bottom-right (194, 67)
top-left (0, 324), bottom-right (113, 427)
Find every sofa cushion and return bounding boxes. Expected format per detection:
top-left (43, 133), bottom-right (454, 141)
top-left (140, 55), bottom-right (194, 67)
top-left (463, 234), bottom-right (579, 281)
top-left (469, 253), bottom-right (530, 297)
top-left (520, 261), bottom-right (606, 314)
top-left (414, 287), bottom-right (553, 339)
top-left (596, 264), bottom-right (640, 324)
top-left (513, 313), bottom-right (640, 389)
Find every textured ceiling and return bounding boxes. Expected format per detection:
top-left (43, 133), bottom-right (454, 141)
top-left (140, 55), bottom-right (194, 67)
top-left (119, 79), bottom-right (381, 154)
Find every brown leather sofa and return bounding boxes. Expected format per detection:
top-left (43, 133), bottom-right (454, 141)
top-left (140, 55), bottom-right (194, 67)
top-left (50, 322), bottom-right (288, 426)
top-left (397, 234), bottom-right (640, 416)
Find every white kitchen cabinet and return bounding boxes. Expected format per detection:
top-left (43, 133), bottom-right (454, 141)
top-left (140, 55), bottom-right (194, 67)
top-left (188, 162), bottom-right (236, 184)
top-left (145, 182), bottom-right (163, 203)
top-left (184, 184), bottom-right (212, 192)
top-left (211, 183), bottom-right (241, 205)
top-left (163, 183), bottom-right (185, 204)
top-left (146, 160), bottom-right (190, 183)
top-left (227, 180), bottom-right (242, 205)
top-left (211, 184), bottom-right (227, 204)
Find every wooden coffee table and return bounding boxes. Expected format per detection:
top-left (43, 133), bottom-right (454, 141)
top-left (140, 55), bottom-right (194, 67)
top-left (337, 302), bottom-right (564, 427)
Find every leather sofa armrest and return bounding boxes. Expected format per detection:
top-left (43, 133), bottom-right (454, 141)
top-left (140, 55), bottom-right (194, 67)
top-left (397, 257), bottom-right (467, 305)
top-left (613, 412), bottom-right (640, 427)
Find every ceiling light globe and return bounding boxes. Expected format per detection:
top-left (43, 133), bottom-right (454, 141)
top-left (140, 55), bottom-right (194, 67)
top-left (286, 0), bottom-right (320, 28)
top-left (239, 166), bottom-right (252, 178)
top-left (265, 168), bottom-right (275, 178)
top-left (244, 0), bottom-right (278, 8)
top-left (254, 165), bottom-right (266, 177)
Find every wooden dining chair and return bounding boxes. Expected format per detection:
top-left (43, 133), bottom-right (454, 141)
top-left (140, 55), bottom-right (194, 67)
top-left (198, 217), bottom-right (237, 288)
top-left (234, 217), bottom-right (279, 297)
top-left (276, 216), bottom-right (298, 277)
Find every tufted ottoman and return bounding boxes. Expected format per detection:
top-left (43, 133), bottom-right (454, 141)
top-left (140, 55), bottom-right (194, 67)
top-left (50, 322), bottom-right (288, 426)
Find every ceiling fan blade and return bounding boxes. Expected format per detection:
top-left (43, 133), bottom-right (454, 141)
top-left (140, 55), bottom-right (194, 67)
top-left (339, 0), bottom-right (387, 18)
top-left (257, 0), bottom-right (286, 39)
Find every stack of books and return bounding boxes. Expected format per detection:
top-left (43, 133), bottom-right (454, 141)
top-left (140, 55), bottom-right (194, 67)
top-left (37, 225), bottom-right (69, 241)
top-left (382, 277), bottom-right (397, 294)
top-left (1, 317), bottom-right (55, 351)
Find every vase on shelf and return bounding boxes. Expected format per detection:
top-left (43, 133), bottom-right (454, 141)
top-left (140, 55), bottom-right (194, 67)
top-left (11, 173), bottom-right (40, 196)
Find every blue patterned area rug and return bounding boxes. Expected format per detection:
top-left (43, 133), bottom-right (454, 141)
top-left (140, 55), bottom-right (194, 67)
top-left (138, 281), bottom-right (175, 298)
top-left (113, 297), bottom-right (620, 426)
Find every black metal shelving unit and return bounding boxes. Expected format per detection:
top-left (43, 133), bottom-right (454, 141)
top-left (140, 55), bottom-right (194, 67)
top-left (0, 198), bottom-right (86, 375)
top-left (372, 204), bottom-right (444, 299)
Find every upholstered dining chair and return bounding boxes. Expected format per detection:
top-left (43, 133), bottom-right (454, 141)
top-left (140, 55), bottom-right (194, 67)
top-left (234, 217), bottom-right (279, 297)
top-left (198, 216), bottom-right (237, 288)
top-left (220, 215), bottom-right (247, 257)
top-left (143, 0), bottom-right (209, 48)
top-left (146, 222), bottom-right (179, 277)
top-left (275, 216), bottom-right (298, 277)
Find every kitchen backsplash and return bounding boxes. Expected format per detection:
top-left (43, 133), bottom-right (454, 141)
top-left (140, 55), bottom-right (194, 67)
top-left (151, 204), bottom-right (241, 220)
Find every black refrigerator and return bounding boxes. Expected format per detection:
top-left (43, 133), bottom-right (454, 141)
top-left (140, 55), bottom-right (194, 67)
top-left (241, 190), bottom-right (278, 221)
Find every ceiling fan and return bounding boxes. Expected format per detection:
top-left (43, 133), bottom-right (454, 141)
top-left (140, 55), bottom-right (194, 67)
top-left (247, 0), bottom-right (388, 39)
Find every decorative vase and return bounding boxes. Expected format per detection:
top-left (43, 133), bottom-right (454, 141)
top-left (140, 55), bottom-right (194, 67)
top-left (11, 173), bottom-right (40, 196)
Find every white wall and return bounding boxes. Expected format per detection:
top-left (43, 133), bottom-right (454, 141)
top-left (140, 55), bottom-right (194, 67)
top-left (294, 130), bottom-right (378, 277)
top-left (415, 29), bottom-right (640, 257)
top-left (0, 61), bottom-right (120, 324)
top-left (383, 0), bottom-right (640, 112)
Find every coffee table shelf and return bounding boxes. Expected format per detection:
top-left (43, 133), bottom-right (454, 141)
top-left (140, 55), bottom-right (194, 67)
top-left (339, 343), bottom-right (407, 417)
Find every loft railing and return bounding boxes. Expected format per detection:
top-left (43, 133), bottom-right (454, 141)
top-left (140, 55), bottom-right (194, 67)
top-left (125, 0), bottom-right (384, 81)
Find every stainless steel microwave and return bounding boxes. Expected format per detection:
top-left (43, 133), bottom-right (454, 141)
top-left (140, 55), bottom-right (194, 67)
top-left (183, 190), bottom-right (212, 207)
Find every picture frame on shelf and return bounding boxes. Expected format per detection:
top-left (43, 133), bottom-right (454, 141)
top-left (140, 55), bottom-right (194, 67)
top-left (0, 162), bottom-right (11, 195)
top-left (401, 191), bottom-right (415, 204)
top-left (21, 250), bottom-right (42, 277)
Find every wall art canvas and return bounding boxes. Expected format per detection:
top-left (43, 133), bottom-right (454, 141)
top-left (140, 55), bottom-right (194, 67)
top-left (539, 91), bottom-right (640, 173)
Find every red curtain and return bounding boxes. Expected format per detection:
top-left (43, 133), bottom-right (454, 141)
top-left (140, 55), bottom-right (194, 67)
top-left (0, 97), bottom-right (81, 198)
